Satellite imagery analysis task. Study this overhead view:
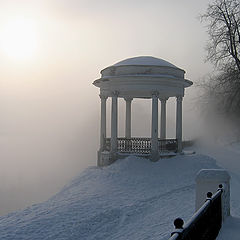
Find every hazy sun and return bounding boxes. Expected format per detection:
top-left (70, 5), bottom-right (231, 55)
top-left (0, 17), bottom-right (39, 61)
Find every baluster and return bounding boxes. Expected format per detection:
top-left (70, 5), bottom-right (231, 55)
top-left (136, 139), bottom-right (139, 153)
top-left (137, 139), bottom-right (139, 153)
top-left (143, 139), bottom-right (145, 153)
top-left (129, 138), bottom-right (131, 152)
top-left (142, 139), bottom-right (144, 151)
top-left (146, 139), bottom-right (148, 153)
top-left (128, 138), bottom-right (131, 152)
top-left (118, 139), bottom-right (120, 152)
top-left (139, 139), bottom-right (141, 153)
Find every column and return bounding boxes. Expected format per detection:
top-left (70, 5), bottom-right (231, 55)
top-left (124, 97), bottom-right (133, 138)
top-left (151, 92), bottom-right (159, 160)
top-left (111, 91), bottom-right (118, 154)
top-left (160, 98), bottom-right (167, 139)
top-left (176, 96), bottom-right (183, 152)
top-left (99, 95), bottom-right (107, 151)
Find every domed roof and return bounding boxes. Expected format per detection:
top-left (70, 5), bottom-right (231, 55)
top-left (113, 56), bottom-right (177, 68)
top-left (93, 55), bottom-right (192, 98)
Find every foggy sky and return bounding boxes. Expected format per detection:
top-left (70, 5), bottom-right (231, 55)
top-left (0, 0), bottom-right (213, 215)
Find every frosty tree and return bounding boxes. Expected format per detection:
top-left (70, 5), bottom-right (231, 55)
top-left (201, 0), bottom-right (240, 115)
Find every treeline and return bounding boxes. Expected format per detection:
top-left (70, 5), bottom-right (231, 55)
top-left (200, 0), bottom-right (240, 116)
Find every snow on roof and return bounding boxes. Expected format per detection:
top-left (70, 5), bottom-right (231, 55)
top-left (113, 56), bottom-right (177, 68)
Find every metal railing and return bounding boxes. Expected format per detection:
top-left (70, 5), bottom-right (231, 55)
top-left (104, 138), bottom-right (178, 154)
top-left (168, 184), bottom-right (223, 240)
top-left (158, 139), bottom-right (177, 152)
top-left (118, 138), bottom-right (151, 154)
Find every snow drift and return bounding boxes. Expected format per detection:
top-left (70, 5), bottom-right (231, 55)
top-left (0, 154), bottom-right (219, 240)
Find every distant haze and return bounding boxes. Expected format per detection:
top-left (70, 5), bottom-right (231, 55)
top-left (0, 0), bottom-right (213, 215)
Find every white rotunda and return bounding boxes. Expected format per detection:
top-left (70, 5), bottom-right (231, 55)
top-left (93, 56), bottom-right (193, 166)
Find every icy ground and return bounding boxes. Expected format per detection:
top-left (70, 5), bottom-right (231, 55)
top-left (0, 154), bottom-right (219, 240)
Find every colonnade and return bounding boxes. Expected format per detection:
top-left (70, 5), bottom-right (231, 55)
top-left (99, 92), bottom-right (183, 160)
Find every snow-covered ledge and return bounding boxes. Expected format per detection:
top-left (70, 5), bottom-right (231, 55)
top-left (195, 169), bottom-right (230, 222)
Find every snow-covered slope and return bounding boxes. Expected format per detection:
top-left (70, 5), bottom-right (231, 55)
top-left (0, 154), bottom-right (218, 240)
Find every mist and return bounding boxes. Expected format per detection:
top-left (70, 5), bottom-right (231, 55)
top-left (0, 0), bottom-right (219, 215)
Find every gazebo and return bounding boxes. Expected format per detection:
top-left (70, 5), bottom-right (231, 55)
top-left (93, 56), bottom-right (193, 166)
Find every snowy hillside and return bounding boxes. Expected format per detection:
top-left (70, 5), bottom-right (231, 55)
top-left (0, 154), bottom-right (219, 240)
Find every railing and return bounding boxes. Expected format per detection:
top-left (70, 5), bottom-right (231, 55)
top-left (168, 184), bottom-right (223, 240)
top-left (104, 138), bottom-right (178, 154)
top-left (158, 139), bottom-right (177, 152)
top-left (118, 138), bottom-right (151, 154)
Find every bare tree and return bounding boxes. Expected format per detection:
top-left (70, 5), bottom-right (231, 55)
top-left (200, 0), bottom-right (240, 115)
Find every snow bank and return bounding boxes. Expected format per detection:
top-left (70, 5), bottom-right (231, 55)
top-left (217, 216), bottom-right (240, 240)
top-left (0, 154), bottom-right (218, 240)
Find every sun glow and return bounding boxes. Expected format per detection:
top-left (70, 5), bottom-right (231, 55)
top-left (0, 17), bottom-right (39, 61)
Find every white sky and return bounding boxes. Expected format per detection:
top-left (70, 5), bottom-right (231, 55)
top-left (0, 0), bottom-right (214, 215)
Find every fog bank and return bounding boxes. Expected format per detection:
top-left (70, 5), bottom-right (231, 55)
top-left (0, 0), bottom-right (214, 215)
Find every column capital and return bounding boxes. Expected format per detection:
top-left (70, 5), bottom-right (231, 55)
top-left (99, 94), bottom-right (108, 100)
top-left (159, 97), bottom-right (169, 102)
top-left (176, 96), bottom-right (183, 102)
top-left (124, 97), bottom-right (133, 102)
top-left (112, 91), bottom-right (119, 97)
top-left (151, 91), bottom-right (159, 97)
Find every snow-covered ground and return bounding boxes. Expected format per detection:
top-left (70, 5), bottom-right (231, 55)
top-left (0, 143), bottom-right (240, 240)
top-left (196, 142), bottom-right (240, 240)
top-left (0, 154), bottom-right (219, 240)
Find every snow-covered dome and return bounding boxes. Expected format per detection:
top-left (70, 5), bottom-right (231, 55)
top-left (93, 56), bottom-right (192, 99)
top-left (100, 56), bottom-right (185, 78)
top-left (113, 56), bottom-right (177, 68)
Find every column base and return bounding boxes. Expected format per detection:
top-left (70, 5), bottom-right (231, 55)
top-left (97, 150), bottom-right (110, 167)
top-left (150, 150), bottom-right (159, 162)
top-left (177, 140), bottom-right (182, 153)
top-left (110, 151), bottom-right (118, 163)
top-left (97, 150), bottom-right (117, 167)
